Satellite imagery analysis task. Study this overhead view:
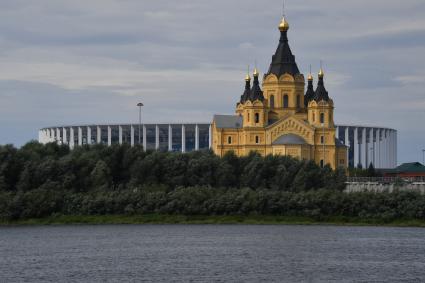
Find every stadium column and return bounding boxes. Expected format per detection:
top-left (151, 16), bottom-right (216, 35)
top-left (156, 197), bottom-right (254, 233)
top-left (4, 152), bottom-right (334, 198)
top-left (168, 124), bottom-right (172, 151)
top-left (391, 130), bottom-right (394, 167)
top-left (97, 126), bottom-right (101, 144)
top-left (369, 128), bottom-right (374, 167)
top-left (361, 127), bottom-right (367, 168)
top-left (119, 126), bottom-right (123, 145)
top-left (354, 127), bottom-right (359, 168)
top-left (393, 130), bottom-right (397, 167)
top-left (385, 129), bottom-right (390, 168)
top-left (375, 129), bottom-right (380, 168)
top-left (39, 130), bottom-right (44, 144)
top-left (107, 126), bottom-right (111, 146)
top-left (56, 128), bottom-right (61, 145)
top-left (38, 130), bottom-right (43, 144)
top-left (208, 125), bottom-right (212, 149)
top-left (70, 128), bottom-right (75, 149)
top-left (385, 130), bottom-right (390, 168)
top-left (344, 127), bottom-right (349, 165)
top-left (181, 125), bottom-right (186, 153)
top-left (155, 125), bottom-right (159, 150)
top-left (62, 128), bottom-right (67, 145)
top-left (381, 130), bottom-right (385, 168)
top-left (87, 126), bottom-right (92, 145)
top-left (143, 125), bottom-right (147, 150)
top-left (78, 127), bottom-right (83, 146)
top-left (392, 130), bottom-right (396, 167)
top-left (195, 124), bottom-right (199, 151)
top-left (130, 125), bottom-right (134, 146)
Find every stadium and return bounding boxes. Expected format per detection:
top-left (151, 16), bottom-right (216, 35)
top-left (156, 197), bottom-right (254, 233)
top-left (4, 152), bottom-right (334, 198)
top-left (39, 124), bottom-right (397, 169)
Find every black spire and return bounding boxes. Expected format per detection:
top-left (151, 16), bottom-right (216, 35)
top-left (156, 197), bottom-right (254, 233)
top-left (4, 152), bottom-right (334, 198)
top-left (313, 71), bottom-right (330, 102)
top-left (249, 71), bottom-right (264, 102)
top-left (266, 17), bottom-right (300, 78)
top-left (304, 76), bottom-right (315, 106)
top-left (240, 76), bottom-right (251, 103)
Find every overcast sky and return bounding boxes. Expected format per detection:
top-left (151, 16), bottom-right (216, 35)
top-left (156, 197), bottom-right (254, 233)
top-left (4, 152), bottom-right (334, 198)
top-left (0, 0), bottom-right (424, 163)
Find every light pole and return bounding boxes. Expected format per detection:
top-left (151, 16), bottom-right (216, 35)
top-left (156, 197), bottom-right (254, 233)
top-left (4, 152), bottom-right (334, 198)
top-left (137, 102), bottom-right (144, 145)
top-left (422, 149), bottom-right (425, 165)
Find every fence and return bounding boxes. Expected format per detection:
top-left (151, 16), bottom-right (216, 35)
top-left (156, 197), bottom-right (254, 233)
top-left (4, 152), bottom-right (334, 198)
top-left (346, 177), bottom-right (425, 184)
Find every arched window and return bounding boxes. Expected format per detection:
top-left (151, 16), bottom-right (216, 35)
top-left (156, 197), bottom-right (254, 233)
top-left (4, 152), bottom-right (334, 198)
top-left (270, 95), bottom-right (275, 108)
top-left (255, 113), bottom-right (259, 123)
top-left (255, 136), bottom-right (259, 144)
top-left (320, 113), bottom-right (325, 124)
top-left (320, 136), bottom-right (324, 144)
top-left (283, 95), bottom-right (289, 108)
top-left (228, 136), bottom-right (232, 144)
top-left (296, 95), bottom-right (301, 108)
top-left (247, 113), bottom-right (250, 122)
top-left (320, 159), bottom-right (324, 168)
top-left (313, 113), bottom-right (315, 122)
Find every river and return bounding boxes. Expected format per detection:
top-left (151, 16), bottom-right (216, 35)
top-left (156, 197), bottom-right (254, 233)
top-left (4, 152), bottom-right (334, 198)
top-left (1, 225), bottom-right (424, 282)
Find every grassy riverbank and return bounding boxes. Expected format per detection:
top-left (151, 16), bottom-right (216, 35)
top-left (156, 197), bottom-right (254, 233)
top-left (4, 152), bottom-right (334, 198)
top-left (2, 214), bottom-right (425, 227)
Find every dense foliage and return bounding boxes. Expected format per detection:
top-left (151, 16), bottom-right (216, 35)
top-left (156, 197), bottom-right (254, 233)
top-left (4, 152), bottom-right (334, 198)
top-left (0, 142), bottom-right (424, 222)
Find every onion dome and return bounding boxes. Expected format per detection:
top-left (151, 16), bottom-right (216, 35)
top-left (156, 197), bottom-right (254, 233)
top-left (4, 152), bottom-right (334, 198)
top-left (313, 68), bottom-right (330, 102)
top-left (304, 73), bottom-right (315, 106)
top-left (249, 69), bottom-right (264, 101)
top-left (318, 67), bottom-right (324, 79)
top-left (240, 73), bottom-right (251, 103)
top-left (266, 16), bottom-right (300, 78)
top-left (279, 16), bottom-right (289, 32)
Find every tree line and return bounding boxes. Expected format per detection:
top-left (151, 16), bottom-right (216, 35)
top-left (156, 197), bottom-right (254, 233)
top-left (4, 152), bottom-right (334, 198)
top-left (0, 142), bottom-right (423, 221)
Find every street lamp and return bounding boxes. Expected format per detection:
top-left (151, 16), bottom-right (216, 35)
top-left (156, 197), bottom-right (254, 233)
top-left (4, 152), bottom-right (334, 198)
top-left (137, 102), bottom-right (144, 145)
top-left (422, 149), bottom-right (425, 165)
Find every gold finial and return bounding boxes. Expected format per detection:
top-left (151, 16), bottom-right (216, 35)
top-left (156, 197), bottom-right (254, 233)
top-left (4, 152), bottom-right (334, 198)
top-left (318, 61), bottom-right (324, 78)
top-left (253, 60), bottom-right (259, 77)
top-left (245, 65), bottom-right (251, 81)
top-left (279, 16), bottom-right (289, 31)
top-left (308, 64), bottom-right (313, 81)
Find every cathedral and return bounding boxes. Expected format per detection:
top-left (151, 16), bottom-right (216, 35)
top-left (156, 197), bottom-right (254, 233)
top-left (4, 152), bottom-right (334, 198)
top-left (212, 15), bottom-right (348, 169)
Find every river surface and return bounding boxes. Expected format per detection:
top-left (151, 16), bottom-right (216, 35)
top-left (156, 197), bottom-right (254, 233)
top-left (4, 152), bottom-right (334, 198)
top-left (1, 225), bottom-right (425, 282)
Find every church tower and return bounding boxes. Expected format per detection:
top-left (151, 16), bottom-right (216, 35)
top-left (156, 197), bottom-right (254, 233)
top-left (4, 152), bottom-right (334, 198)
top-left (212, 9), bottom-right (348, 169)
top-left (262, 15), bottom-right (306, 124)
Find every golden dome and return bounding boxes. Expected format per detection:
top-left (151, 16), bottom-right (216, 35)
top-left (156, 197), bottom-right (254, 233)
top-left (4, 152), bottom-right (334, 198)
top-left (245, 74), bottom-right (251, 81)
top-left (318, 68), bottom-right (324, 78)
top-left (308, 73), bottom-right (313, 81)
top-left (279, 16), bottom-right (289, 31)
top-left (253, 67), bottom-right (259, 77)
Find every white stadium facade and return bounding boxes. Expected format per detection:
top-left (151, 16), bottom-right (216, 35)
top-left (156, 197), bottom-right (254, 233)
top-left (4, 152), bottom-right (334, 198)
top-left (39, 123), bottom-right (397, 169)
